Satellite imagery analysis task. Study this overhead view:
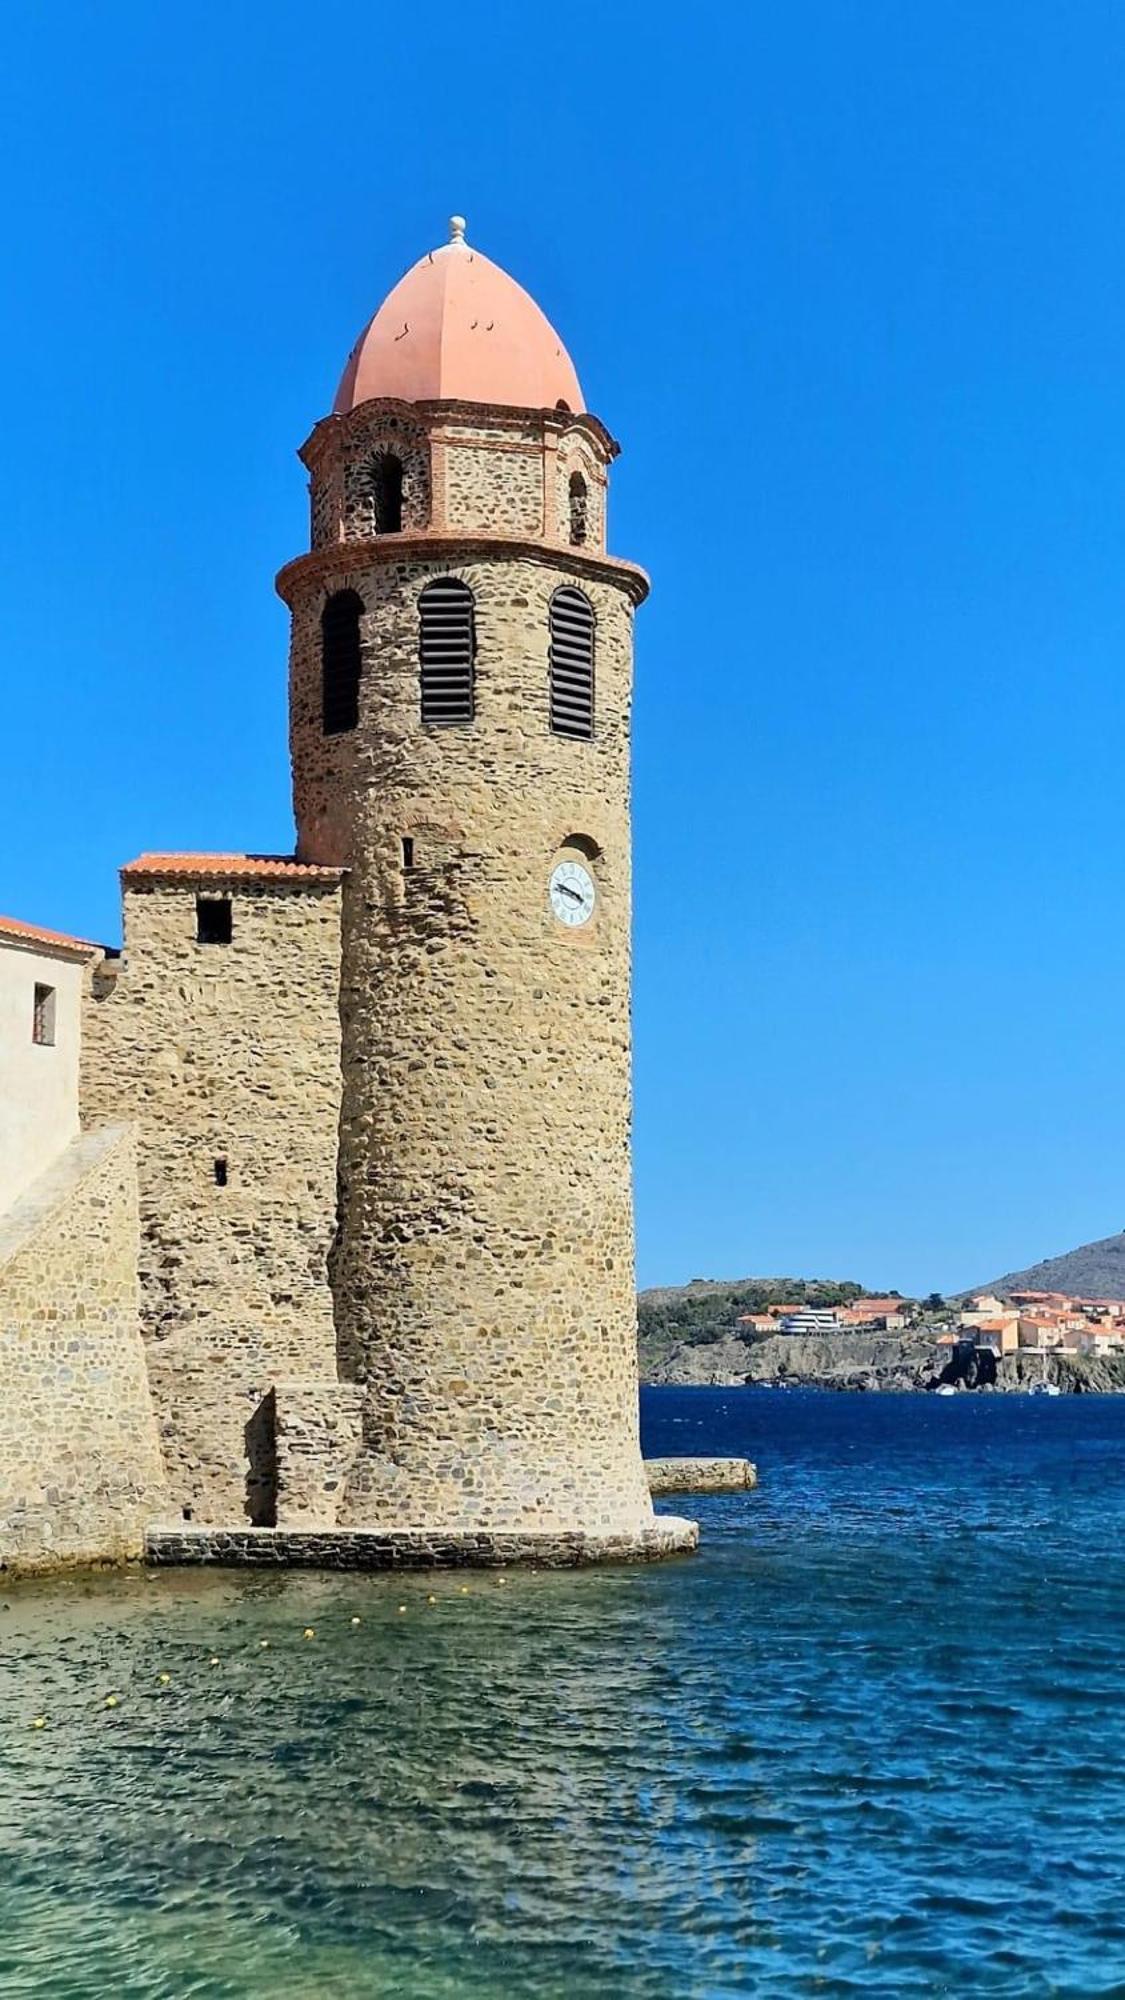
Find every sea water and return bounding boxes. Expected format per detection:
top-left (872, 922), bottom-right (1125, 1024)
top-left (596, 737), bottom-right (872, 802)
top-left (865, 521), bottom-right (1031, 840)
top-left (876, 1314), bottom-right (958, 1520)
top-left (1, 1389), bottom-right (1123, 1997)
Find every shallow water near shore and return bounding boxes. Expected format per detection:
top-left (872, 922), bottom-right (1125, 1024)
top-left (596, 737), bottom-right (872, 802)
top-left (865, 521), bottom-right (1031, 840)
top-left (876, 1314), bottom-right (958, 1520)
top-left (3, 1388), bottom-right (1125, 1997)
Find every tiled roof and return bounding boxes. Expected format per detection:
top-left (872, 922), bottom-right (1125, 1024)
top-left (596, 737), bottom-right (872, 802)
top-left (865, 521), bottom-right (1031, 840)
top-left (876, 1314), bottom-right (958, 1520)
top-left (0, 913), bottom-right (101, 958)
top-left (121, 853), bottom-right (344, 884)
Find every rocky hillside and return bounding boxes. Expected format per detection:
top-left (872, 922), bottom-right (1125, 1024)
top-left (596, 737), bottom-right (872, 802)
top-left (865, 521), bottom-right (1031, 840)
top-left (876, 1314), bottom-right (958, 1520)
top-left (643, 1327), bottom-right (936, 1392)
top-left (983, 1230), bottom-right (1125, 1301)
top-left (641, 1324), bottom-right (1125, 1394)
top-left (638, 1277), bottom-right (866, 1377)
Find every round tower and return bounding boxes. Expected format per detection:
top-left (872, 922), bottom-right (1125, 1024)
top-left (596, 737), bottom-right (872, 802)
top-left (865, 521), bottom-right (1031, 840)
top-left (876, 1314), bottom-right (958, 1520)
top-left (277, 220), bottom-right (693, 1556)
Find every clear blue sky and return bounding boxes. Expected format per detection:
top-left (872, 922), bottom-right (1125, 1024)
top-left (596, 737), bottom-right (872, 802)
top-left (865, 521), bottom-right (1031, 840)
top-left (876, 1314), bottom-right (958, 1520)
top-left (4, 2), bottom-right (1125, 1296)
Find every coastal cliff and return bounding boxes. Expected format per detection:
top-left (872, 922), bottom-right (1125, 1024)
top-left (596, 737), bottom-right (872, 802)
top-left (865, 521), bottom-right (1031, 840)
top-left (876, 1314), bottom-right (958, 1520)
top-left (640, 1326), bottom-right (1125, 1394)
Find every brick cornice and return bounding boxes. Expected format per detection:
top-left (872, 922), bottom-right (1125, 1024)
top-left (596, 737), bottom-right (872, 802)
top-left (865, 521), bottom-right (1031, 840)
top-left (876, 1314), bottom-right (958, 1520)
top-left (299, 399), bottom-right (618, 470)
top-left (275, 533), bottom-right (650, 608)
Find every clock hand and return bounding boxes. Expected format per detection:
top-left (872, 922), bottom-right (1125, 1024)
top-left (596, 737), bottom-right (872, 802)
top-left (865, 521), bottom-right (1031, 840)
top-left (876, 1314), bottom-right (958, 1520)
top-left (557, 882), bottom-right (582, 902)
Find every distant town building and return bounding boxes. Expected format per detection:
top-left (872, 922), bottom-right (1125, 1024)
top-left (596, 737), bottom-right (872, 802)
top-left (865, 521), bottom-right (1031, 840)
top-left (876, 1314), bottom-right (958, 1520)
top-left (779, 1309), bottom-right (843, 1335)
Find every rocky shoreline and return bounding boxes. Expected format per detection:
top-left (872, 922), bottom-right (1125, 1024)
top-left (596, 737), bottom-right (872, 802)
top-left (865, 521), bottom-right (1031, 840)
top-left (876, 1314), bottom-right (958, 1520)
top-left (641, 1329), bottom-right (1125, 1394)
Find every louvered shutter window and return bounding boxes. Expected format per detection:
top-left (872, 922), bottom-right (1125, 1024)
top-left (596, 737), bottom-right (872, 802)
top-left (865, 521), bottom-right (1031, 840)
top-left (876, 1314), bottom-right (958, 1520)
top-left (321, 589), bottom-right (363, 736)
top-left (549, 587), bottom-right (595, 740)
top-left (419, 579), bottom-right (475, 726)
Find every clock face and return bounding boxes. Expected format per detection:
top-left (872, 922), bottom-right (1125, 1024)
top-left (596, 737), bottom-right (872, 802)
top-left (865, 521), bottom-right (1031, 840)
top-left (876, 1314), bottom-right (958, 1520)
top-left (549, 859), bottom-right (596, 927)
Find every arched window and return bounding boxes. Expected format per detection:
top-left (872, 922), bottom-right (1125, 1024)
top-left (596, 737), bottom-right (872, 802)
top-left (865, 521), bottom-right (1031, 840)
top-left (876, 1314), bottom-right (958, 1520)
top-left (419, 579), bottom-right (475, 727)
top-left (370, 451), bottom-right (403, 533)
top-left (568, 472), bottom-right (588, 547)
top-left (321, 589), bottom-right (363, 735)
top-left (549, 587), bottom-right (595, 740)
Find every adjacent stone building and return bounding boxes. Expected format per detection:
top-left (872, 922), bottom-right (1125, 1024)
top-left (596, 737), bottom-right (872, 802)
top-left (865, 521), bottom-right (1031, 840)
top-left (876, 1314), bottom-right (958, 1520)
top-left (0, 218), bottom-right (696, 1569)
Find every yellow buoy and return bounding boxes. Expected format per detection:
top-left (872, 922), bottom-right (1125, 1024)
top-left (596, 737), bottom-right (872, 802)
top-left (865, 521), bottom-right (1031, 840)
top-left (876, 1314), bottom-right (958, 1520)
top-left (259, 1639), bottom-right (270, 1649)
top-left (427, 1594), bottom-right (437, 1604)
top-left (460, 1585), bottom-right (469, 1595)
top-left (30, 1717), bottom-right (46, 1730)
top-left (303, 1627), bottom-right (316, 1640)
top-left (158, 1673), bottom-right (171, 1686)
top-left (350, 1616), bottom-right (361, 1627)
top-left (397, 1604), bottom-right (407, 1614)
top-left (104, 1695), bottom-right (119, 1709)
top-left (209, 1656), bottom-right (220, 1666)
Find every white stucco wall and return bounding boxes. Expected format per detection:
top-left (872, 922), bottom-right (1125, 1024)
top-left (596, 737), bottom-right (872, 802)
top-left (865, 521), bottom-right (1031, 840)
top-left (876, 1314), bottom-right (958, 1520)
top-left (0, 940), bottom-right (86, 1216)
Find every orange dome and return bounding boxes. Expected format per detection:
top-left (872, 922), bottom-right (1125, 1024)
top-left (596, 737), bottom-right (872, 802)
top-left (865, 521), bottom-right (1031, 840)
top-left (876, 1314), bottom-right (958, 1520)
top-left (334, 218), bottom-right (584, 416)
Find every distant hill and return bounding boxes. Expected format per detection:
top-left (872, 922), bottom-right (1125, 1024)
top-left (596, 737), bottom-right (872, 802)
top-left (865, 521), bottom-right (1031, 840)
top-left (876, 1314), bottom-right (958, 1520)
top-left (984, 1230), bottom-right (1125, 1301)
top-left (637, 1275), bottom-right (866, 1375)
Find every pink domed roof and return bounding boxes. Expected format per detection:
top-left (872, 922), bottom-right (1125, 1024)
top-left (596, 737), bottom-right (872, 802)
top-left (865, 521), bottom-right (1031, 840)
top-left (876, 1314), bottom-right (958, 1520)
top-left (334, 218), bottom-right (584, 416)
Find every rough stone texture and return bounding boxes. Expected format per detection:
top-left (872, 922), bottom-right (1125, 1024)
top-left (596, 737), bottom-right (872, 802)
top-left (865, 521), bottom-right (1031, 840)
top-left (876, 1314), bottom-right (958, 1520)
top-left (271, 362), bottom-right (670, 1547)
top-left (146, 1513), bottom-right (699, 1570)
top-left (79, 878), bottom-right (343, 1525)
top-left (301, 399), bottom-right (614, 553)
top-left (274, 1381), bottom-right (366, 1528)
top-left (0, 1125), bottom-right (166, 1572)
top-left (644, 1457), bottom-right (759, 1494)
top-left (443, 428), bottom-right (544, 536)
top-left (15, 366), bottom-right (699, 1573)
top-left (280, 529), bottom-right (654, 1538)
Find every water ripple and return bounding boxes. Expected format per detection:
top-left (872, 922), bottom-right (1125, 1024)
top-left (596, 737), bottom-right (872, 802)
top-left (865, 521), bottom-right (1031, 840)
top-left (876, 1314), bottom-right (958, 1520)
top-left (1, 1391), bottom-right (1124, 1993)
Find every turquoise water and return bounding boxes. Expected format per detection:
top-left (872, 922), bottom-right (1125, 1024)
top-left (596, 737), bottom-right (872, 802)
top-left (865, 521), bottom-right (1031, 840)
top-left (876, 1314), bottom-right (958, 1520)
top-left (2, 1389), bottom-right (1125, 1997)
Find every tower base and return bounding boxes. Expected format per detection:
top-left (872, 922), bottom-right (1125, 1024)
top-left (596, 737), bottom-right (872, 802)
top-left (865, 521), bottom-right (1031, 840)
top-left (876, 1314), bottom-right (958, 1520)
top-left (145, 1516), bottom-right (698, 1571)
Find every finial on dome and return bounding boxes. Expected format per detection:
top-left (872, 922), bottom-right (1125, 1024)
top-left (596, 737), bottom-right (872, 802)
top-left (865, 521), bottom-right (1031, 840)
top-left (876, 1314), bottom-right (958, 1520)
top-left (449, 214), bottom-right (467, 246)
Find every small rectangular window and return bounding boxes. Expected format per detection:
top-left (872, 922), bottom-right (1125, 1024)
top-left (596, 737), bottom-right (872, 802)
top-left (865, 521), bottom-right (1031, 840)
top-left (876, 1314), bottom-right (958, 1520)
top-left (197, 897), bottom-right (232, 945)
top-left (32, 983), bottom-right (56, 1046)
top-left (402, 836), bottom-right (415, 869)
top-left (214, 1157), bottom-right (228, 1187)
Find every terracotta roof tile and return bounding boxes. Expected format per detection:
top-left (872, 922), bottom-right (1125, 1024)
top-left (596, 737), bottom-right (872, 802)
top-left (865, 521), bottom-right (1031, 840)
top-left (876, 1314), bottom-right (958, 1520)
top-left (0, 914), bottom-right (101, 957)
top-left (121, 852), bottom-right (344, 884)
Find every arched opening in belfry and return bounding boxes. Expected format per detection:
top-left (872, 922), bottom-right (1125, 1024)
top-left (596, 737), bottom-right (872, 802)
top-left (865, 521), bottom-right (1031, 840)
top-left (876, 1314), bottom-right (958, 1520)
top-left (568, 471), bottom-right (588, 547)
top-left (371, 451), bottom-right (404, 533)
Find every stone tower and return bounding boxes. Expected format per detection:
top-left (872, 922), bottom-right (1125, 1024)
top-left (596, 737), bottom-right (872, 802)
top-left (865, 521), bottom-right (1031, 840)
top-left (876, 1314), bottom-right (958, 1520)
top-left (277, 219), bottom-right (690, 1557)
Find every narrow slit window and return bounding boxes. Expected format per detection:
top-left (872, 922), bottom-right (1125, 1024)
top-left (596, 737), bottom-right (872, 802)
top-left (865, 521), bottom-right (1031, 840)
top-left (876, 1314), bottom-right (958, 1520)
top-left (214, 1157), bottom-right (228, 1187)
top-left (402, 836), bottom-right (415, 869)
top-left (321, 588), bottom-right (363, 736)
top-left (32, 983), bottom-right (56, 1046)
top-left (419, 578), bottom-right (475, 727)
top-left (371, 452), bottom-right (403, 534)
top-left (549, 587), bottom-right (595, 740)
top-left (196, 897), bottom-right (232, 945)
top-left (568, 471), bottom-right (588, 546)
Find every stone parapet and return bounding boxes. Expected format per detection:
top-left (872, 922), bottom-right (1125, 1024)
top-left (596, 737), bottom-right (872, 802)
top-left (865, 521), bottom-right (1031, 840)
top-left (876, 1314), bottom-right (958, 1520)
top-left (145, 1515), bottom-right (699, 1570)
top-left (644, 1457), bottom-right (759, 1495)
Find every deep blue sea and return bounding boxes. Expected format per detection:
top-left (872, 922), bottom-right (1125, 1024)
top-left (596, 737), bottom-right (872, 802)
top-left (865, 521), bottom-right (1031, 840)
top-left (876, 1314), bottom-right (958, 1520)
top-left (2, 1388), bottom-right (1124, 1997)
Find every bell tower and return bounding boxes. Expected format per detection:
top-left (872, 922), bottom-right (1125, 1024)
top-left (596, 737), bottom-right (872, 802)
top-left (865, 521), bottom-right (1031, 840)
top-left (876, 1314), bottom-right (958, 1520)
top-left (277, 219), bottom-right (693, 1556)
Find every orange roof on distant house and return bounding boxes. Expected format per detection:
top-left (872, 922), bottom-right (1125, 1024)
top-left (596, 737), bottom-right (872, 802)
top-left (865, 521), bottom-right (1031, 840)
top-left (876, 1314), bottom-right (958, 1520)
top-left (0, 913), bottom-right (101, 958)
top-left (974, 1319), bottom-right (1011, 1334)
top-left (121, 853), bottom-right (344, 885)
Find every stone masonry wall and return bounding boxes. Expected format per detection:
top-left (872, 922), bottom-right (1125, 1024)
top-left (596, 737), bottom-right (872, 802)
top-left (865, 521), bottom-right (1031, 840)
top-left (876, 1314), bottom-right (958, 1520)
top-left (274, 1382), bottom-right (366, 1528)
top-left (80, 879), bottom-right (343, 1526)
top-left (303, 403), bottom-right (616, 555)
top-left (443, 432), bottom-right (545, 536)
top-left (0, 1125), bottom-right (167, 1572)
top-left (285, 538), bottom-right (655, 1538)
